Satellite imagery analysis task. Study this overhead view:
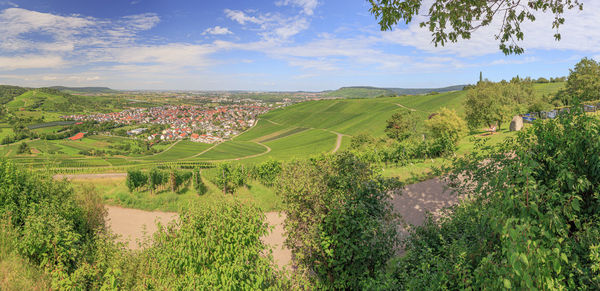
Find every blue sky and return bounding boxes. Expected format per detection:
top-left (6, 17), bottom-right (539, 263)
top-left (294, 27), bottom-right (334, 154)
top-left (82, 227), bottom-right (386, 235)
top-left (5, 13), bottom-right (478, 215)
top-left (0, 0), bottom-right (599, 91)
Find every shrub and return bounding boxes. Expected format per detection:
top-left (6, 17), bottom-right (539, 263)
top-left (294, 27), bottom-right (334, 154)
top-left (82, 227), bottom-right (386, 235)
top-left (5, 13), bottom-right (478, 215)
top-left (133, 199), bottom-right (287, 289)
top-left (277, 152), bottom-right (401, 289)
top-left (392, 109), bottom-right (600, 289)
top-left (252, 160), bottom-right (282, 187)
top-left (424, 108), bottom-right (467, 145)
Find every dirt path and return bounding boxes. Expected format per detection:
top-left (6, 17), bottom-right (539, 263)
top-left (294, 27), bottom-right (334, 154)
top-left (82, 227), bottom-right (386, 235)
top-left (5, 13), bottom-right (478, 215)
top-left (147, 140), bottom-right (181, 157)
top-left (104, 178), bottom-right (457, 269)
top-left (190, 142), bottom-right (221, 158)
top-left (54, 173), bottom-right (127, 180)
top-left (264, 212), bottom-right (292, 269)
top-left (396, 103), bottom-right (427, 113)
top-left (390, 178), bottom-right (457, 234)
top-left (204, 142), bottom-right (272, 162)
top-left (330, 131), bottom-right (345, 153)
top-left (106, 206), bottom-right (178, 250)
top-left (105, 206), bottom-right (292, 269)
top-left (263, 119), bottom-right (282, 125)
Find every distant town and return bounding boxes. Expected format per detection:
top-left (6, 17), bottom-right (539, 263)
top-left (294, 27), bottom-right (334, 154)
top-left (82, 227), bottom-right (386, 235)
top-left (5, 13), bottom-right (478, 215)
top-left (62, 103), bottom-right (276, 143)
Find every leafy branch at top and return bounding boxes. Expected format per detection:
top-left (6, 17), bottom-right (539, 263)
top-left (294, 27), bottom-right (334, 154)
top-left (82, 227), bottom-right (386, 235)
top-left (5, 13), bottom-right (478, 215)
top-left (369, 0), bottom-right (583, 55)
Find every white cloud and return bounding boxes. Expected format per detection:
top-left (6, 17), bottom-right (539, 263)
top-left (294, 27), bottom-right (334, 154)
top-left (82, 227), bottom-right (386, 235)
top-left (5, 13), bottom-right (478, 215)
top-left (203, 26), bottom-right (233, 35)
top-left (224, 9), bottom-right (264, 25)
top-left (0, 55), bottom-right (64, 70)
top-left (276, 0), bottom-right (319, 15)
top-left (122, 13), bottom-right (159, 30)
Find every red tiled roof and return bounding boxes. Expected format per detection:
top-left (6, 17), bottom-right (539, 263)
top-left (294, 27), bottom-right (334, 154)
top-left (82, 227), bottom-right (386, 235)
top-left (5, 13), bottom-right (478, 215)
top-left (68, 132), bottom-right (85, 141)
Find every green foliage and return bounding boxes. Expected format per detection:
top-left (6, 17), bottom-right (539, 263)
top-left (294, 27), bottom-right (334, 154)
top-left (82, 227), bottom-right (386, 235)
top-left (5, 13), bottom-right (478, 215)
top-left (213, 163), bottom-right (248, 194)
top-left (277, 152), bottom-right (400, 289)
top-left (425, 108), bottom-right (467, 145)
top-left (125, 169), bottom-right (148, 192)
top-left (369, 0), bottom-right (583, 55)
top-left (17, 142), bottom-right (29, 154)
top-left (564, 57), bottom-right (600, 103)
top-left (0, 85), bottom-right (28, 105)
top-left (385, 110), bottom-right (417, 141)
top-left (134, 199), bottom-right (288, 289)
top-left (391, 109), bottom-right (600, 289)
top-left (251, 160), bottom-right (282, 187)
top-left (464, 80), bottom-right (536, 130)
top-left (193, 168), bottom-right (207, 195)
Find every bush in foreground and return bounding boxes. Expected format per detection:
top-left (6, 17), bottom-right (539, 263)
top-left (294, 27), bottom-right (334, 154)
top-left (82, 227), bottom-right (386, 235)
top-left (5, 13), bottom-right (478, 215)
top-left (390, 109), bottom-right (600, 289)
top-left (278, 152), bottom-right (401, 289)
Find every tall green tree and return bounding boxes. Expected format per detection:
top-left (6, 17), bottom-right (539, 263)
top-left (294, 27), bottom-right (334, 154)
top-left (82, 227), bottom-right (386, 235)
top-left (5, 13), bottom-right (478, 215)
top-left (565, 57), bottom-right (600, 103)
top-left (385, 110), bottom-right (417, 141)
top-left (369, 0), bottom-right (583, 54)
top-left (464, 80), bottom-right (534, 130)
top-left (277, 153), bottom-right (400, 289)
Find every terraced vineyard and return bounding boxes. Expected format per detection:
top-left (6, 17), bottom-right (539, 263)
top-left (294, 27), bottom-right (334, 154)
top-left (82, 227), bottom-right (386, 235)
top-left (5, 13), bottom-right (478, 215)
top-left (1, 83), bottom-right (567, 172)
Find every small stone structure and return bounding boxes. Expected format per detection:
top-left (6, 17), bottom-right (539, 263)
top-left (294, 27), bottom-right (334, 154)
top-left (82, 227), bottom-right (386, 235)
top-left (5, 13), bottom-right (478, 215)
top-left (510, 115), bottom-right (523, 131)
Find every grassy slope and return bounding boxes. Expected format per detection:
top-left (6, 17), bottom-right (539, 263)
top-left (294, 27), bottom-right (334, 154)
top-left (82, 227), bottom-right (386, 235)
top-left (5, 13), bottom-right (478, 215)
top-left (6, 90), bottom-right (67, 111)
top-left (325, 87), bottom-right (394, 98)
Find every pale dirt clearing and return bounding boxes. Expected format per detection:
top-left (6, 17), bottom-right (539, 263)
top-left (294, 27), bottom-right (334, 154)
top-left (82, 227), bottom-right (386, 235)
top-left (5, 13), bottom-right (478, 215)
top-left (390, 178), bottom-right (458, 238)
top-left (263, 212), bottom-right (292, 269)
top-left (105, 178), bottom-right (457, 268)
top-left (105, 206), bottom-right (292, 270)
top-left (106, 206), bottom-right (178, 250)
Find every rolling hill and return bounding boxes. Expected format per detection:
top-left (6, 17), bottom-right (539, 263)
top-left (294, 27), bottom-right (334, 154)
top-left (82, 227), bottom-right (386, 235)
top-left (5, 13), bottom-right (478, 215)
top-left (50, 86), bottom-right (118, 94)
top-left (324, 85), bottom-right (467, 99)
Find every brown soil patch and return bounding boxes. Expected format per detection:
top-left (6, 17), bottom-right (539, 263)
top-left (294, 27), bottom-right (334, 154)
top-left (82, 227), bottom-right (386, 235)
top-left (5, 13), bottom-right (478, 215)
top-left (106, 206), bottom-right (178, 250)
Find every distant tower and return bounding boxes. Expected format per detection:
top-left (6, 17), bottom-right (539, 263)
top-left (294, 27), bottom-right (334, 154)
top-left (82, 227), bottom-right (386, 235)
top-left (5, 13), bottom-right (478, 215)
top-left (479, 71), bottom-right (483, 83)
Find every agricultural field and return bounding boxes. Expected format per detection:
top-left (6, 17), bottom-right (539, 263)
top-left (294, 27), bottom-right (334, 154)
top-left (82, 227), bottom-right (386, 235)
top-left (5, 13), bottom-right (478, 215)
top-left (1, 82), bottom-right (566, 177)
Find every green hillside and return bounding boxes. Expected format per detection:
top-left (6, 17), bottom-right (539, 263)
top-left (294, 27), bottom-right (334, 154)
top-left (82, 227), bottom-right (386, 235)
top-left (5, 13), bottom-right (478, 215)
top-left (324, 87), bottom-right (395, 98)
top-left (6, 90), bottom-right (69, 112)
top-left (324, 85), bottom-right (467, 99)
top-left (0, 85), bottom-right (28, 104)
top-left (50, 86), bottom-right (118, 94)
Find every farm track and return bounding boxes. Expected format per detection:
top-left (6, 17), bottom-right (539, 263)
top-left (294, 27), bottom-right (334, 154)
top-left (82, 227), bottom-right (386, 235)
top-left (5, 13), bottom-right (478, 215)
top-left (204, 142), bottom-right (272, 162)
top-left (331, 131), bottom-right (344, 153)
top-left (396, 103), bottom-right (427, 113)
top-left (190, 142), bottom-right (221, 158)
top-left (147, 140), bottom-right (181, 157)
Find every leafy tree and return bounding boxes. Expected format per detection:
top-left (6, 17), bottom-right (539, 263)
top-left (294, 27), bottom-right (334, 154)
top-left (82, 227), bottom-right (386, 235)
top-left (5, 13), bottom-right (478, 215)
top-left (385, 110), bottom-right (417, 141)
top-left (564, 57), bottom-right (600, 103)
top-left (17, 142), bottom-right (30, 154)
top-left (424, 108), bottom-right (467, 145)
top-left (277, 152), bottom-right (400, 289)
top-left (464, 80), bottom-right (534, 130)
top-left (369, 0), bottom-right (583, 54)
top-left (390, 109), bottom-right (600, 289)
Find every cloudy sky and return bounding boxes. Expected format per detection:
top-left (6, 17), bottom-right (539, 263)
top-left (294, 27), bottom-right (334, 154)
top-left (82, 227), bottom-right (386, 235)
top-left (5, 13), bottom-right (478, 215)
top-left (0, 0), bottom-right (598, 91)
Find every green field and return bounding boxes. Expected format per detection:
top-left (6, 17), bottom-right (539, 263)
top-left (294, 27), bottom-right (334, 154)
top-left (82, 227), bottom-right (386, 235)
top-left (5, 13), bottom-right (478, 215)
top-left (193, 141), bottom-right (267, 161)
top-left (144, 140), bottom-right (213, 161)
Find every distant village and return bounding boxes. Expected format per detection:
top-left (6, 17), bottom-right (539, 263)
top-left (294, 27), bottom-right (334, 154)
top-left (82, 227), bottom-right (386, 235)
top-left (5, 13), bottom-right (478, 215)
top-left (62, 104), bottom-right (274, 144)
